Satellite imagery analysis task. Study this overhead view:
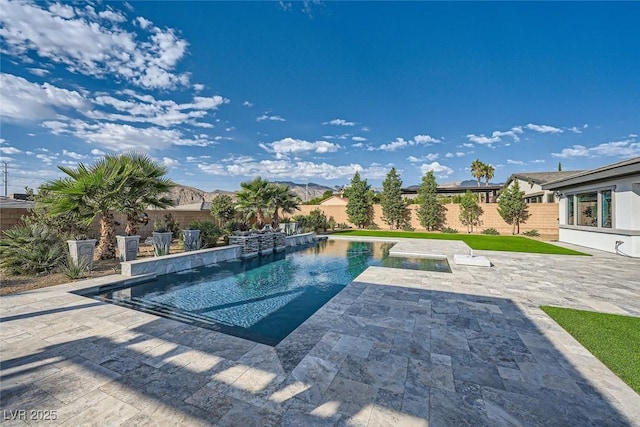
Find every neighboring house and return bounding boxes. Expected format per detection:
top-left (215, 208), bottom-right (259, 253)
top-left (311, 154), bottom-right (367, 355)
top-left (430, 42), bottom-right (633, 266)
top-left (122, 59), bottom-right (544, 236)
top-left (503, 171), bottom-right (585, 203)
top-left (320, 196), bottom-right (349, 206)
top-left (542, 157), bottom-right (640, 257)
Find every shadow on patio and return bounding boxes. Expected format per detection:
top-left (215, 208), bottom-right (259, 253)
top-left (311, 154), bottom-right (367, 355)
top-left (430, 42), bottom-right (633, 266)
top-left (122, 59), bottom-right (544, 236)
top-left (0, 280), bottom-right (636, 425)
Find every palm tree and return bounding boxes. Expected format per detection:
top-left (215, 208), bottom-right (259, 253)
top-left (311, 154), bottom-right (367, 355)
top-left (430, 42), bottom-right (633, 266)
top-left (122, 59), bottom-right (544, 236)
top-left (271, 184), bottom-right (300, 227)
top-left (40, 156), bottom-right (129, 259)
top-left (470, 159), bottom-right (485, 187)
top-left (483, 164), bottom-right (495, 187)
top-left (116, 153), bottom-right (176, 235)
top-left (236, 177), bottom-right (274, 228)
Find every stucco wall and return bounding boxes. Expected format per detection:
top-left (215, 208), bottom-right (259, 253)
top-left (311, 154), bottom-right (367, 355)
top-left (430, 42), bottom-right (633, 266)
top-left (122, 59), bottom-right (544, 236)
top-left (290, 203), bottom-right (559, 236)
top-left (555, 174), bottom-right (640, 257)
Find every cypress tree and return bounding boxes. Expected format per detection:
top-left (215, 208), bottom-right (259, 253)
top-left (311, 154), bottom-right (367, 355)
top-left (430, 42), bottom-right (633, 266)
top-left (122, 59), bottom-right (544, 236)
top-left (345, 171), bottom-right (373, 228)
top-left (380, 167), bottom-right (409, 230)
top-left (416, 171), bottom-right (446, 231)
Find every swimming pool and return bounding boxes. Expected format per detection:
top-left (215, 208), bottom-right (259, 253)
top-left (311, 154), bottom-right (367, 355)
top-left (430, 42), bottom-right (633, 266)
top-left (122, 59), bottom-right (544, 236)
top-left (83, 239), bottom-right (449, 345)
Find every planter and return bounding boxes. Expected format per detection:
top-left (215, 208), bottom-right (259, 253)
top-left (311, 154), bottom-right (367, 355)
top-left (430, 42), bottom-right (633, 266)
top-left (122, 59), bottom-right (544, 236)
top-left (152, 231), bottom-right (173, 256)
top-left (279, 222), bottom-right (299, 236)
top-left (182, 229), bottom-right (201, 252)
top-left (67, 239), bottom-right (97, 271)
top-left (116, 235), bottom-right (140, 262)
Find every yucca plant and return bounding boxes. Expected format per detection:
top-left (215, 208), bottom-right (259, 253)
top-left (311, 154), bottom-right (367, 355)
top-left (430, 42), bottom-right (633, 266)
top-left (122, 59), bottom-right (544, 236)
top-left (0, 224), bottom-right (66, 275)
top-left (60, 255), bottom-right (91, 280)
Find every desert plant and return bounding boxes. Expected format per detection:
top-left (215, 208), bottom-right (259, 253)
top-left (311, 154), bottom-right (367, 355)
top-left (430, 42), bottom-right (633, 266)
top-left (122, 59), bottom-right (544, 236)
top-left (523, 229), bottom-right (540, 237)
top-left (441, 227), bottom-right (459, 234)
top-left (306, 208), bottom-right (328, 232)
top-left (481, 228), bottom-right (500, 235)
top-left (188, 220), bottom-right (222, 248)
top-left (60, 255), bottom-right (91, 280)
top-left (153, 242), bottom-right (169, 257)
top-left (0, 224), bottom-right (66, 275)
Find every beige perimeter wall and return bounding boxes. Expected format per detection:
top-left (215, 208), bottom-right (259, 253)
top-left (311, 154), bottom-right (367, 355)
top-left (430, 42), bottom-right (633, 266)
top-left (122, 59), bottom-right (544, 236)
top-left (289, 203), bottom-right (560, 236)
top-left (1, 203), bottom-right (560, 238)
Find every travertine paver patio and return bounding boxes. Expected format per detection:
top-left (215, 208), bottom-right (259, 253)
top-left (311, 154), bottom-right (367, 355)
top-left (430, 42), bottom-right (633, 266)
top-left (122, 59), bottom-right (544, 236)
top-left (1, 237), bottom-right (639, 426)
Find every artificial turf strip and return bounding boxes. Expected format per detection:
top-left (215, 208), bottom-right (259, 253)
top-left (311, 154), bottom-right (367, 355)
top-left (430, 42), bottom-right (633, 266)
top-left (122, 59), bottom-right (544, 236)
top-left (540, 306), bottom-right (640, 394)
top-left (332, 230), bottom-right (589, 255)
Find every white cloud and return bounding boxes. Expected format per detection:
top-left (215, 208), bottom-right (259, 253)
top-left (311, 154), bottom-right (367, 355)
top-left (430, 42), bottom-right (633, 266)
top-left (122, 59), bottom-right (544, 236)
top-left (551, 145), bottom-right (590, 158)
top-left (526, 123), bottom-right (564, 134)
top-left (91, 148), bottom-right (106, 156)
top-left (243, 101), bottom-right (253, 107)
top-left (260, 137), bottom-right (341, 158)
top-left (27, 67), bottom-right (49, 76)
top-left (467, 133), bottom-right (501, 145)
top-left (193, 83), bottom-right (204, 92)
top-left (323, 119), bottom-right (355, 126)
top-left (445, 152), bottom-right (465, 158)
top-left (62, 149), bottom-right (86, 160)
top-left (257, 114), bottom-right (286, 122)
top-left (198, 159), bottom-right (387, 180)
top-left (36, 153), bottom-right (57, 165)
top-left (43, 120), bottom-right (214, 152)
top-left (376, 134), bottom-right (440, 151)
top-left (407, 153), bottom-right (439, 163)
top-left (629, 134), bottom-right (638, 138)
top-left (352, 136), bottom-right (367, 142)
top-left (506, 159), bottom-right (525, 165)
top-left (0, 73), bottom-right (87, 121)
top-left (361, 126), bottom-right (370, 132)
top-left (88, 91), bottom-right (228, 127)
top-left (530, 159), bottom-right (546, 164)
top-left (162, 157), bottom-right (179, 168)
top-left (352, 143), bottom-right (364, 148)
top-left (419, 162), bottom-right (453, 178)
top-left (1, 1), bottom-right (189, 89)
top-left (0, 146), bottom-right (22, 154)
top-left (567, 126), bottom-right (583, 134)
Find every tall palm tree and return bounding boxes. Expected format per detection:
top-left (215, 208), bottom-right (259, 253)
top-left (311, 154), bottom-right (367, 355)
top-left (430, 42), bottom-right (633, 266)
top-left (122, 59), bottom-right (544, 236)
top-left (116, 153), bottom-right (176, 235)
top-left (235, 177), bottom-right (274, 228)
top-left (271, 184), bottom-right (300, 227)
top-left (40, 156), bottom-right (129, 259)
top-left (483, 163), bottom-right (495, 187)
top-left (470, 159), bottom-right (485, 187)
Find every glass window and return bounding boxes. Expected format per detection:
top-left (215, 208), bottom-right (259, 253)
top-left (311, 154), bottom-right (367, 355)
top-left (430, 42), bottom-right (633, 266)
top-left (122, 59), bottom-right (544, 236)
top-left (577, 193), bottom-right (598, 226)
top-left (601, 190), bottom-right (612, 228)
top-left (567, 195), bottom-right (574, 225)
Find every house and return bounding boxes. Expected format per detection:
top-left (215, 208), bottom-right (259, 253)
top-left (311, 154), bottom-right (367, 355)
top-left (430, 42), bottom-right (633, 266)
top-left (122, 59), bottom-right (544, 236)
top-left (542, 157), bottom-right (640, 257)
top-left (503, 171), bottom-right (585, 203)
top-left (319, 196), bottom-right (349, 206)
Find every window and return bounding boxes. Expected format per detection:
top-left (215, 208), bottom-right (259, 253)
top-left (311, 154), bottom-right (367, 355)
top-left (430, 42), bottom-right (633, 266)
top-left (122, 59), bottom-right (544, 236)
top-left (568, 189), bottom-right (614, 228)
top-left (567, 195), bottom-right (574, 225)
top-left (601, 190), bottom-right (612, 228)
top-left (577, 193), bottom-right (598, 227)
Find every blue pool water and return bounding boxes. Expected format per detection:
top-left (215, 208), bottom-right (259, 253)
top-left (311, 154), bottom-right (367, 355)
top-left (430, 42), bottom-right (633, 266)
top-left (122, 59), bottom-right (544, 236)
top-left (85, 239), bottom-right (448, 345)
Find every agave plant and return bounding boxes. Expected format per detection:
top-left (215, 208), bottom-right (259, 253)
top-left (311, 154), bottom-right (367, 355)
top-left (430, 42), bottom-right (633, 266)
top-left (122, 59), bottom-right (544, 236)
top-left (0, 224), bottom-right (66, 275)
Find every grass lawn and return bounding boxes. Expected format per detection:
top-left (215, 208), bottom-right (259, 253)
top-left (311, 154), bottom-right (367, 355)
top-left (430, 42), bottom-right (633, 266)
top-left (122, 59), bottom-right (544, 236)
top-left (332, 230), bottom-right (588, 255)
top-left (541, 306), bottom-right (640, 394)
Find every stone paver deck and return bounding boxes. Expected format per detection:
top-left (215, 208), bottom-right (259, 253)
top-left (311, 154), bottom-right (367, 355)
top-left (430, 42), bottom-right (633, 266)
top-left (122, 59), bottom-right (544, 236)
top-left (1, 237), bottom-right (639, 426)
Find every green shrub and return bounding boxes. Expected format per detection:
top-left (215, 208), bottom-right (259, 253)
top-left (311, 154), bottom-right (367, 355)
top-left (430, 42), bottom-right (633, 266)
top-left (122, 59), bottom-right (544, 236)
top-left (481, 228), bottom-right (500, 235)
top-left (188, 220), bottom-right (222, 248)
top-left (307, 208), bottom-right (328, 232)
top-left (523, 229), bottom-right (540, 237)
top-left (402, 223), bottom-right (415, 231)
top-left (0, 224), bottom-right (66, 275)
top-left (441, 226), bottom-right (459, 234)
top-left (60, 256), bottom-right (91, 280)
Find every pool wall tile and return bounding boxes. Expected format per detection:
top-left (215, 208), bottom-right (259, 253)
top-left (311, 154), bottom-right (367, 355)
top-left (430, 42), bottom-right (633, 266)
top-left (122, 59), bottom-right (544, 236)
top-left (121, 245), bottom-right (242, 276)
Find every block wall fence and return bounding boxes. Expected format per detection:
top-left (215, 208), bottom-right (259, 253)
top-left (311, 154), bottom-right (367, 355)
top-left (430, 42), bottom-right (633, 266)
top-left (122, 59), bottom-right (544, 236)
top-left (1, 203), bottom-right (560, 238)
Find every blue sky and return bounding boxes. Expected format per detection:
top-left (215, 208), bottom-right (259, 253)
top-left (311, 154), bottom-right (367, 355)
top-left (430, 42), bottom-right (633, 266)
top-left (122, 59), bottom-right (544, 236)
top-left (1, 1), bottom-right (639, 194)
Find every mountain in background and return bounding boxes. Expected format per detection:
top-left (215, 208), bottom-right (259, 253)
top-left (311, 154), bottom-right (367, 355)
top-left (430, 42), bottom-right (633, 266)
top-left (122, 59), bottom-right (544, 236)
top-left (166, 181), bottom-right (334, 206)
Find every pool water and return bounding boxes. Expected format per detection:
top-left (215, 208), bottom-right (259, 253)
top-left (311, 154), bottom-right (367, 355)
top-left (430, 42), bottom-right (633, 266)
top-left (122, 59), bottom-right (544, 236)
top-left (85, 239), bottom-right (448, 345)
